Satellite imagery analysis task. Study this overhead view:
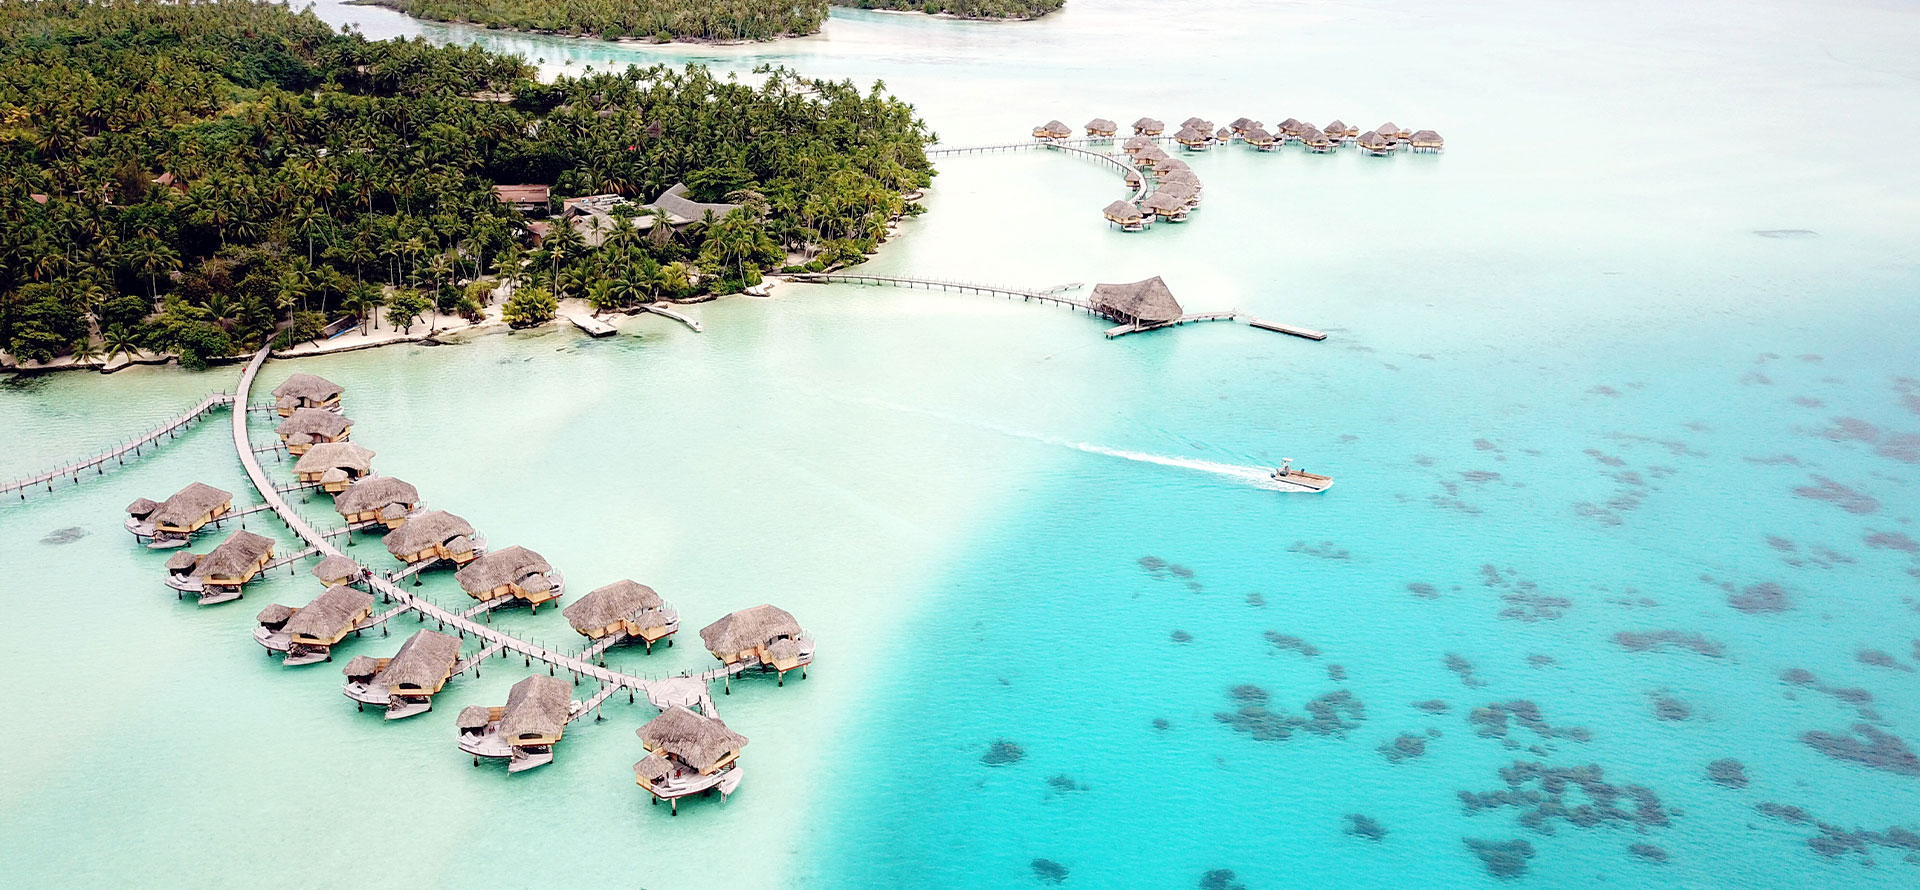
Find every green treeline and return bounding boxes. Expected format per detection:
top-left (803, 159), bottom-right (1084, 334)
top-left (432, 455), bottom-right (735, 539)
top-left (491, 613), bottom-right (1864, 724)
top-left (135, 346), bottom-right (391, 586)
top-left (374, 0), bottom-right (828, 42)
top-left (0, 0), bottom-right (932, 367)
top-left (839, 0), bottom-right (1063, 21)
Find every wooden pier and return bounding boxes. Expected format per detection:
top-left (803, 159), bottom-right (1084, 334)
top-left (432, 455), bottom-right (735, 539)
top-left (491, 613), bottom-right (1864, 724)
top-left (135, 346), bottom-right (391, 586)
top-left (1042, 143), bottom-right (1149, 202)
top-left (643, 303), bottom-right (702, 333)
top-left (790, 273), bottom-right (1095, 312)
top-left (566, 314), bottom-right (617, 338)
top-left (3, 393), bottom-right (234, 499)
top-left (927, 136), bottom-right (1160, 157)
top-left (1107, 311), bottom-right (1328, 340)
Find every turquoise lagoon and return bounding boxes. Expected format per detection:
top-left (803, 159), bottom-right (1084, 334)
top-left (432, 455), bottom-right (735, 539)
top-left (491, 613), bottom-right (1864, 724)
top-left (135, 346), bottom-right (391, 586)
top-left (5, 0), bottom-right (1920, 887)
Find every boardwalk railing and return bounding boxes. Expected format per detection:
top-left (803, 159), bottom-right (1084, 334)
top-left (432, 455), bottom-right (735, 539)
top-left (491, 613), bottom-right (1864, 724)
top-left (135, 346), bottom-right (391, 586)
top-left (789, 273), bottom-right (1096, 313)
top-left (1042, 143), bottom-right (1149, 202)
top-left (3, 392), bottom-right (234, 499)
top-left (927, 135), bottom-right (1155, 157)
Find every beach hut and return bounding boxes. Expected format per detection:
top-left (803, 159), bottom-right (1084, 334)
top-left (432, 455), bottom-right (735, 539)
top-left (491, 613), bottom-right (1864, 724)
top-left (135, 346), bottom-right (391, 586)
top-left (1091, 276), bottom-right (1185, 327)
top-left (165, 529), bottom-right (275, 605)
top-left (1032, 120), bottom-right (1071, 140)
top-left (312, 554), bottom-right (364, 587)
top-left (457, 674), bottom-right (577, 772)
top-left (1132, 117), bottom-right (1164, 136)
top-left (1102, 200), bottom-right (1148, 232)
top-left (274, 408), bottom-right (352, 456)
top-left (1174, 127), bottom-right (1212, 151)
top-left (455, 545), bottom-right (565, 612)
top-left (270, 373), bottom-right (342, 417)
top-left (334, 477), bottom-right (421, 531)
top-left (293, 442), bottom-right (375, 494)
top-left (342, 629), bottom-right (463, 719)
top-left (384, 511), bottom-right (482, 569)
top-left (255, 585), bottom-right (375, 665)
top-left (1084, 118), bottom-right (1118, 139)
top-left (700, 605), bottom-right (815, 690)
top-left (563, 580), bottom-right (680, 653)
top-left (1243, 127), bottom-right (1278, 150)
top-left (634, 707), bottom-right (748, 814)
top-left (1302, 127), bottom-right (1334, 153)
top-left (129, 482), bottom-right (232, 545)
top-left (1410, 129), bottom-right (1445, 151)
top-left (1359, 131), bottom-right (1395, 156)
top-left (1324, 120), bottom-right (1357, 141)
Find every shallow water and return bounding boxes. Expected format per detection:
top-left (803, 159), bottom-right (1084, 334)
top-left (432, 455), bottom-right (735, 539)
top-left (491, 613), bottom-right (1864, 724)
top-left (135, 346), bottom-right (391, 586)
top-left (5, 0), bottom-right (1920, 886)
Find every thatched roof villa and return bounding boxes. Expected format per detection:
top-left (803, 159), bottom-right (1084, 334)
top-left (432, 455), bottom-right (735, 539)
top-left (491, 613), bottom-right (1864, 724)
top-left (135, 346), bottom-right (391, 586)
top-left (1277, 117), bottom-right (1305, 138)
top-left (128, 481), bottom-right (232, 542)
top-left (1091, 277), bottom-right (1185, 327)
top-left (1228, 117), bottom-right (1259, 135)
top-left (334, 477), bottom-right (420, 531)
top-left (312, 554), bottom-right (364, 588)
top-left (1102, 200), bottom-right (1148, 232)
top-left (634, 706), bottom-right (749, 813)
top-left (270, 373), bottom-right (342, 417)
top-left (1410, 129), bottom-right (1445, 151)
top-left (1376, 121), bottom-right (1410, 140)
top-left (164, 529), bottom-right (275, 604)
top-left (1181, 116), bottom-right (1213, 132)
top-left (1174, 126), bottom-right (1212, 151)
top-left (1302, 127), bottom-right (1334, 152)
top-left (384, 510), bottom-right (482, 569)
top-left (1325, 120), bottom-right (1357, 140)
top-left (563, 580), bottom-right (680, 652)
top-left (1132, 117), bottom-right (1164, 135)
top-left (1359, 130), bottom-right (1395, 155)
top-left (1141, 191), bottom-right (1190, 222)
top-left (255, 585), bottom-right (375, 665)
top-left (454, 545), bottom-right (564, 612)
top-left (457, 674), bottom-right (576, 772)
top-left (1032, 120), bottom-right (1072, 139)
top-left (293, 442), bottom-right (375, 493)
top-left (1154, 182), bottom-right (1200, 208)
top-left (274, 408), bottom-right (353, 455)
top-left (342, 629), bottom-right (464, 719)
top-left (1215, 126), bottom-right (1233, 142)
top-left (1243, 127), bottom-right (1278, 150)
top-left (700, 604), bottom-right (815, 688)
top-left (1085, 118), bottom-right (1118, 138)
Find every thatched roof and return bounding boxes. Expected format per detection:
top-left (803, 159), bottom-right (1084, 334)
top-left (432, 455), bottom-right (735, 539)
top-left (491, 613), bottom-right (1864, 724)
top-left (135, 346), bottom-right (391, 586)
top-left (637, 707), bottom-right (748, 772)
top-left (500, 674), bottom-right (573, 739)
top-left (1103, 200), bottom-right (1143, 223)
top-left (1410, 129), bottom-right (1443, 145)
top-left (385, 511), bottom-right (475, 559)
top-left (196, 530), bottom-right (273, 578)
top-left (1376, 122), bottom-right (1401, 136)
top-left (1244, 127), bottom-right (1275, 144)
top-left (334, 477), bottom-right (419, 517)
top-left (644, 183), bottom-right (740, 226)
top-left (1142, 192), bottom-right (1187, 215)
top-left (700, 604), bottom-right (804, 654)
top-left (454, 545), bottom-right (552, 594)
top-left (1174, 127), bottom-right (1208, 142)
top-left (312, 554), bottom-right (362, 584)
top-left (1122, 135), bottom-right (1155, 151)
top-left (271, 373), bottom-right (341, 404)
top-left (164, 551), bottom-right (199, 571)
top-left (372, 630), bottom-right (461, 688)
top-left (127, 497), bottom-right (159, 518)
top-left (276, 408), bottom-right (351, 442)
top-left (456, 705), bottom-right (493, 731)
top-left (1036, 120), bottom-right (1071, 137)
top-left (563, 580), bottom-right (665, 633)
top-left (284, 585), bottom-right (373, 638)
top-left (1090, 276), bottom-right (1184, 325)
top-left (1158, 170), bottom-right (1202, 188)
top-left (634, 752), bottom-right (672, 781)
top-left (1132, 117), bottom-right (1163, 131)
top-left (1155, 158), bottom-right (1191, 175)
top-left (1325, 119), bottom-right (1349, 134)
top-left (294, 442), bottom-right (374, 477)
top-left (1302, 127), bottom-right (1329, 144)
top-left (1216, 127), bottom-right (1232, 139)
top-left (1181, 116), bottom-right (1207, 129)
top-left (153, 482), bottom-right (231, 527)
top-left (256, 602), bottom-right (295, 626)
top-left (1085, 118), bottom-right (1117, 132)
top-left (1278, 117), bottom-right (1303, 134)
top-left (1155, 182), bottom-right (1198, 204)
top-left (1229, 117), bottom-right (1252, 130)
top-left (1359, 131), bottom-right (1391, 149)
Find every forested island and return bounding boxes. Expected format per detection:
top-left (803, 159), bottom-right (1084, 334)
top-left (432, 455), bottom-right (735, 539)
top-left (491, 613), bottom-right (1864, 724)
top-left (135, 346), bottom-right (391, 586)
top-left (0, 0), bottom-right (933, 369)
top-left (371, 0), bottom-right (1063, 43)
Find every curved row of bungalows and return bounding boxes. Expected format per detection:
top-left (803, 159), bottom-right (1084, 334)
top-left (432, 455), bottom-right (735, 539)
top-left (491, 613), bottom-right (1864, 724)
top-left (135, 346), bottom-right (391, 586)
top-left (454, 545), bottom-right (565, 613)
top-left (343, 629), bottom-right (463, 719)
top-left (292, 442), bottom-right (375, 495)
top-left (254, 585), bottom-right (375, 665)
top-left (312, 553), bottom-right (365, 588)
top-left (274, 408), bottom-right (352, 456)
top-left (1031, 119), bottom-right (1072, 140)
top-left (700, 604), bottom-right (815, 690)
top-left (1132, 117), bottom-right (1164, 136)
top-left (563, 580), bottom-right (680, 652)
top-left (270, 373), bottom-right (342, 417)
top-left (334, 476), bottom-right (421, 532)
top-left (126, 482), bottom-right (232, 547)
top-left (1091, 276), bottom-right (1186, 329)
top-left (1102, 200), bottom-right (1149, 232)
top-left (384, 510), bottom-right (483, 571)
top-left (634, 706), bottom-right (748, 814)
top-left (1085, 118), bottom-right (1118, 139)
top-left (163, 530), bottom-right (274, 605)
top-left (457, 674), bottom-right (577, 772)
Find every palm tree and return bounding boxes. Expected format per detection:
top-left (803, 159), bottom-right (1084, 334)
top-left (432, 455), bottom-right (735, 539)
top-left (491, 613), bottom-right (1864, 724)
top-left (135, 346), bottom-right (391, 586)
top-left (68, 336), bottom-right (103, 368)
top-left (101, 326), bottom-right (139, 366)
top-left (125, 237), bottom-right (179, 300)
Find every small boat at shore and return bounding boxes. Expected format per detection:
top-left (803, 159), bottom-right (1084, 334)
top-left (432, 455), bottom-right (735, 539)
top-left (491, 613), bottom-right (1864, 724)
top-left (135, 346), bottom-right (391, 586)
top-left (1269, 458), bottom-right (1334, 492)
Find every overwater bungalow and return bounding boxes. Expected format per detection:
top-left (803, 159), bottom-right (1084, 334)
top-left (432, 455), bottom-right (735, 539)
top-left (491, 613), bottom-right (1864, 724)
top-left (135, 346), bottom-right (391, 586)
top-left (1181, 116), bottom-right (1211, 132)
top-left (1135, 145), bottom-right (1171, 167)
top-left (1084, 118), bottom-right (1118, 139)
top-left (1141, 191), bottom-right (1190, 222)
top-left (700, 604), bottom-right (815, 688)
top-left (1302, 127), bottom-right (1335, 153)
top-left (292, 442), bottom-right (375, 494)
top-left (1410, 129), bottom-right (1445, 151)
top-left (127, 482), bottom-right (232, 546)
top-left (1091, 276), bottom-right (1185, 328)
top-left (1155, 182), bottom-right (1201, 208)
top-left (1132, 117), bottom-right (1164, 136)
top-left (1102, 200), bottom-right (1148, 232)
top-left (1277, 118), bottom-right (1305, 139)
top-left (1156, 157), bottom-right (1192, 175)
top-left (255, 585), bottom-right (375, 665)
top-left (1359, 131), bottom-right (1395, 156)
top-left (164, 529), bottom-right (275, 605)
top-left (274, 408), bottom-right (352, 456)
top-left (1124, 169), bottom-right (1143, 190)
top-left (454, 545), bottom-right (565, 613)
top-left (1156, 170), bottom-right (1203, 193)
top-left (312, 553), bottom-right (364, 588)
top-left (1032, 120), bottom-right (1072, 140)
top-left (634, 707), bottom-right (748, 814)
top-left (1228, 117), bottom-right (1259, 136)
top-left (1375, 121), bottom-right (1408, 141)
top-left (1243, 127), bottom-right (1278, 150)
top-left (343, 629), bottom-right (463, 719)
top-left (334, 476), bottom-right (421, 531)
top-left (1174, 127), bottom-right (1212, 151)
top-left (1121, 135), bottom-right (1156, 155)
top-left (1325, 120), bottom-right (1358, 141)
top-left (270, 373), bottom-right (342, 417)
top-left (457, 674), bottom-right (578, 772)
top-left (1215, 126), bottom-right (1233, 143)
top-left (563, 580), bottom-right (680, 652)
top-left (384, 511), bottom-right (483, 570)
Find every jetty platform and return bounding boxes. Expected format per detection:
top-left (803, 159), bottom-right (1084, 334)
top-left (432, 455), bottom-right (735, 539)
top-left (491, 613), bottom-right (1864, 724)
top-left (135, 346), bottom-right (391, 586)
top-left (566, 314), bottom-right (617, 337)
top-left (4, 392), bottom-right (233, 498)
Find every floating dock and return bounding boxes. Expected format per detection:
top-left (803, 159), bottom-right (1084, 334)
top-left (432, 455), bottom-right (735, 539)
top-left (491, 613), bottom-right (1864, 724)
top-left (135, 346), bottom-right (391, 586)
top-left (566, 314), bottom-right (617, 337)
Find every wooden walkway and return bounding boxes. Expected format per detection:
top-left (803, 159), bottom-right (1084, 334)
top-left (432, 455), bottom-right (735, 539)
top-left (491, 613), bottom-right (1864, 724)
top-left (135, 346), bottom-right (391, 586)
top-left (789, 273), bottom-right (1095, 312)
top-left (566, 314), bottom-right (617, 338)
top-left (1107, 312), bottom-right (1329, 340)
top-left (1043, 143), bottom-right (1149, 202)
top-left (643, 303), bottom-right (703, 333)
top-left (927, 136), bottom-right (1147, 157)
top-left (3, 392), bottom-right (234, 498)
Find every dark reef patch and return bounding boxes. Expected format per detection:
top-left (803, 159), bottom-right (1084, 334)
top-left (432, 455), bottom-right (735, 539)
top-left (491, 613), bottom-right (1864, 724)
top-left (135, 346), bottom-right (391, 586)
top-left (1414, 699), bottom-right (1451, 714)
top-left (1780, 669), bottom-right (1876, 717)
top-left (1407, 582), bottom-right (1439, 600)
top-left (1303, 691), bottom-right (1366, 736)
top-left (39, 526), bottom-right (88, 545)
top-left (1346, 814), bottom-right (1387, 841)
top-left (982, 740), bottom-right (1027, 766)
top-left (1867, 531), bottom-right (1920, 553)
top-left (1708, 758), bottom-right (1748, 788)
top-left (1245, 593), bottom-right (1266, 607)
top-left (1728, 582), bottom-right (1793, 614)
top-left (1047, 775), bottom-right (1087, 794)
top-left (1463, 838), bottom-right (1535, 879)
top-left (1380, 733), bottom-right (1429, 762)
top-left (1470, 701), bottom-right (1592, 744)
top-left (1152, 718), bottom-right (1171, 732)
top-left (1170, 630), bottom-right (1193, 643)
top-left (1822, 417), bottom-right (1881, 443)
top-left (1481, 565), bottom-right (1572, 621)
top-left (1198, 869), bottom-right (1247, 890)
top-left (1858, 649), bottom-right (1913, 672)
top-left (1526, 654), bottom-right (1557, 669)
top-left (1265, 633), bottom-right (1320, 658)
top-left (1756, 801), bottom-right (1920, 862)
top-left (1288, 540), bottom-right (1351, 560)
top-left (1613, 630), bottom-right (1726, 658)
top-left (1447, 653), bottom-right (1488, 687)
top-left (1327, 664), bottom-right (1346, 681)
top-left (1878, 434), bottom-right (1920, 464)
top-left (1629, 843), bottom-right (1669, 863)
top-left (1794, 476), bottom-right (1880, 514)
top-left (1802, 724), bottom-right (1919, 776)
top-left (1032, 859), bottom-right (1069, 884)
top-left (1652, 697), bottom-right (1692, 721)
top-left (1462, 762), bottom-right (1671, 835)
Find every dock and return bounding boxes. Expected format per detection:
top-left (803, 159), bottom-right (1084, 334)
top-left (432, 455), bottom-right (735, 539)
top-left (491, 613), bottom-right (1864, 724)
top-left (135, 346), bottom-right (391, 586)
top-left (3, 392), bottom-right (233, 498)
top-left (566, 314), bottom-right (617, 337)
top-left (1043, 142), bottom-right (1149, 202)
top-left (642, 303), bottom-right (702, 333)
top-left (790, 273), bottom-right (1095, 313)
top-left (1106, 311), bottom-right (1327, 340)
top-left (1245, 318), bottom-right (1328, 340)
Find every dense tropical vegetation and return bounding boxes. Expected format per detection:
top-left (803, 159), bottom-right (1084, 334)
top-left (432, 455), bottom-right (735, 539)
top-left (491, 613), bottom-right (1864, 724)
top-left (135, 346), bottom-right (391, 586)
top-left (378, 0), bottom-right (828, 42)
top-left (0, 0), bottom-right (933, 368)
top-left (839, 0), bottom-right (1063, 20)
